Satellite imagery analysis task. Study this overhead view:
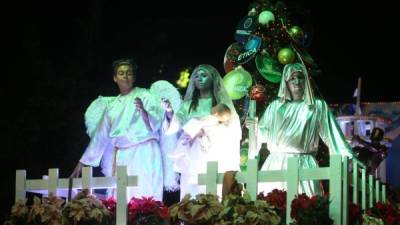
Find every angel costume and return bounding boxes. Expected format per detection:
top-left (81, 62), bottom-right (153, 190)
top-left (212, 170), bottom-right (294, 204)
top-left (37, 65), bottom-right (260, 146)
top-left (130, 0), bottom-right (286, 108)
top-left (80, 87), bottom-right (164, 200)
top-left (151, 81), bottom-right (182, 192)
top-left (163, 64), bottom-right (242, 199)
top-left (256, 63), bottom-right (354, 196)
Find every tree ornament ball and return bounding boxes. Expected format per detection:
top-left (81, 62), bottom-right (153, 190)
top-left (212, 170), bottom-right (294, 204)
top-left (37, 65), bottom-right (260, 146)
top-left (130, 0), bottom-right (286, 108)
top-left (289, 26), bottom-right (304, 41)
top-left (277, 48), bottom-right (295, 65)
top-left (252, 92), bottom-right (266, 103)
top-left (258, 10), bottom-right (275, 25)
top-left (223, 67), bottom-right (253, 100)
top-left (248, 8), bottom-right (257, 16)
top-left (250, 84), bottom-right (266, 102)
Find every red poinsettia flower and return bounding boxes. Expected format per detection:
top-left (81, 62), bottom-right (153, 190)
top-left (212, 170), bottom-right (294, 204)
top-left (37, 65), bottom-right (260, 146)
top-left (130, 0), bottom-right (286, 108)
top-left (258, 189), bottom-right (287, 211)
top-left (367, 201), bottom-right (400, 225)
top-left (101, 197), bottom-right (117, 218)
top-left (127, 196), bottom-right (169, 224)
top-left (290, 193), bottom-right (333, 225)
top-left (348, 202), bottom-right (361, 225)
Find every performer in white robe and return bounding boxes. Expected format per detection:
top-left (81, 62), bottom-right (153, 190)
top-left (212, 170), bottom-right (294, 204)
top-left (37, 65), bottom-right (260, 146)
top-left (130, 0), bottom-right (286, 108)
top-left (71, 59), bottom-right (164, 201)
top-left (170, 103), bottom-right (236, 186)
top-left (162, 64), bottom-right (242, 199)
top-left (248, 62), bottom-right (360, 196)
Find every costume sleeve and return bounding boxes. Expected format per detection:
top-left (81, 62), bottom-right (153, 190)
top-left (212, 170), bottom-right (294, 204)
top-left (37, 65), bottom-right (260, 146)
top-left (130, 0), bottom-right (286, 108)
top-left (80, 111), bottom-right (113, 166)
top-left (159, 120), bottom-right (180, 191)
top-left (84, 96), bottom-right (108, 138)
top-left (141, 89), bottom-right (163, 132)
top-left (158, 100), bottom-right (189, 191)
top-left (319, 100), bottom-right (354, 158)
top-left (255, 102), bottom-right (273, 158)
top-left (162, 101), bottom-right (189, 135)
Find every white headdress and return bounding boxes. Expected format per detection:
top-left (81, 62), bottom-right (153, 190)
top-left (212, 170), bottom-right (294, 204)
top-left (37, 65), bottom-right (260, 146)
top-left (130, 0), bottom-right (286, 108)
top-left (184, 64), bottom-right (241, 137)
top-left (277, 62), bottom-right (315, 105)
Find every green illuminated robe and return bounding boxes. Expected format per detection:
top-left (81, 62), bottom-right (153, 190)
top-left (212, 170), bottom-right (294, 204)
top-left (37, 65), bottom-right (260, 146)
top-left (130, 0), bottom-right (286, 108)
top-left (257, 98), bottom-right (353, 195)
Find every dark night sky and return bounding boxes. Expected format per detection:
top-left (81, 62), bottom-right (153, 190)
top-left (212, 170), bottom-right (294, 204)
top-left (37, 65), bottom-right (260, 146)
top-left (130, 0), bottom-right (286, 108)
top-left (2, 0), bottom-right (398, 221)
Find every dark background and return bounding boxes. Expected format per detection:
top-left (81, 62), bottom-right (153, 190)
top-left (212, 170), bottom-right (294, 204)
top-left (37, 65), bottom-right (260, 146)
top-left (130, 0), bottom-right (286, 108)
top-left (2, 0), bottom-right (397, 221)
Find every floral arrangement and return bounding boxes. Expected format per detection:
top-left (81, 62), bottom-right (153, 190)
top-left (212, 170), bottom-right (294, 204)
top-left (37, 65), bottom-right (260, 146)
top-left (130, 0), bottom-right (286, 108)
top-left (258, 189), bottom-right (287, 225)
top-left (258, 190), bottom-right (333, 225)
top-left (289, 193), bottom-right (333, 225)
top-left (4, 199), bottom-right (30, 225)
top-left (101, 197), bottom-right (117, 219)
top-left (4, 195), bottom-right (64, 225)
top-left (61, 190), bottom-right (112, 225)
top-left (216, 192), bottom-right (281, 225)
top-left (29, 195), bottom-right (64, 225)
top-left (169, 193), bottom-right (224, 225)
top-left (169, 192), bottom-right (280, 225)
top-left (365, 202), bottom-right (400, 225)
top-left (126, 196), bottom-right (169, 225)
top-left (348, 202), bottom-right (362, 225)
top-left (362, 214), bottom-right (385, 225)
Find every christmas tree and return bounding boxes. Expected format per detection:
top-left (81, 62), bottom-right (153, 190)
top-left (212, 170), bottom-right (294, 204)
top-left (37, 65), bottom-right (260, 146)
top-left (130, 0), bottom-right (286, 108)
top-left (222, 0), bottom-right (322, 169)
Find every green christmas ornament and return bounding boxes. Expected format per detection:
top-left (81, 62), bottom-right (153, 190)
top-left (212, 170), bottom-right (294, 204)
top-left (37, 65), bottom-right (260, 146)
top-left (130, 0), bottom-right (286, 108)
top-left (255, 54), bottom-right (282, 83)
top-left (277, 48), bottom-right (295, 65)
top-left (248, 8), bottom-right (257, 16)
top-left (288, 25), bottom-right (304, 41)
top-left (258, 10), bottom-right (275, 25)
top-left (223, 67), bottom-right (253, 100)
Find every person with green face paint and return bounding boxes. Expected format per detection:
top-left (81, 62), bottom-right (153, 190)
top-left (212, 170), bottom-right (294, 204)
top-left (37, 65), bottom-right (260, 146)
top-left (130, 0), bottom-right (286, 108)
top-left (247, 62), bottom-right (362, 196)
top-left (161, 64), bottom-right (242, 200)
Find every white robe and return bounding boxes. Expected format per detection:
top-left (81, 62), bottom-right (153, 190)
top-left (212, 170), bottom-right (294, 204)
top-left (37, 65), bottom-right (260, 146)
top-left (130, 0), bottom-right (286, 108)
top-left (164, 98), bottom-right (241, 199)
top-left (80, 87), bottom-right (164, 201)
top-left (257, 99), bottom-right (354, 196)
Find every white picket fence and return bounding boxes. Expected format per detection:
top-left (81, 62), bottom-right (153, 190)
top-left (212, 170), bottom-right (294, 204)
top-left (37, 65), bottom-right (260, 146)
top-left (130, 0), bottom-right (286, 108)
top-left (15, 156), bottom-right (387, 225)
top-left (198, 155), bottom-right (387, 225)
top-left (350, 160), bottom-right (387, 208)
top-left (15, 166), bottom-right (136, 225)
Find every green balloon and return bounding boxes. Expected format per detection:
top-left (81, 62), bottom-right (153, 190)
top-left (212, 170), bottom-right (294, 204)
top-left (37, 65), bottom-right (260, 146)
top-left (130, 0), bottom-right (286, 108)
top-left (223, 68), bottom-right (253, 100)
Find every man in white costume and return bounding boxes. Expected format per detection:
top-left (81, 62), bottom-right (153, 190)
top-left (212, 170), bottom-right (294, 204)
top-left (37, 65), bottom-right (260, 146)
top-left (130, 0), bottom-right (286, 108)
top-left (71, 58), bottom-right (164, 200)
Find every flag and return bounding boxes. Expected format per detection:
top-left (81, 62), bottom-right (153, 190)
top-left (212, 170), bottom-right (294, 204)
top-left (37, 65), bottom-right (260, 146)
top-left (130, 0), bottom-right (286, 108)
top-left (353, 88), bottom-right (358, 98)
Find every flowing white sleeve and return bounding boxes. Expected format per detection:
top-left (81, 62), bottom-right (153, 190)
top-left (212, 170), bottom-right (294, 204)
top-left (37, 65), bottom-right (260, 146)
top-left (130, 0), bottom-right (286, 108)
top-left (158, 101), bottom-right (188, 191)
top-left (319, 100), bottom-right (354, 158)
top-left (84, 96), bottom-right (114, 138)
top-left (141, 90), bottom-right (164, 132)
top-left (80, 112), bottom-right (112, 166)
top-left (253, 103), bottom-right (273, 159)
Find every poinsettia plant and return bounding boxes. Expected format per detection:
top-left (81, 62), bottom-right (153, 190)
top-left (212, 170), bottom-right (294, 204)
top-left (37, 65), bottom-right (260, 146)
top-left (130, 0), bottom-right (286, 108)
top-left (216, 192), bottom-right (281, 225)
top-left (101, 197), bottom-right (117, 219)
top-left (366, 202), bottom-right (400, 225)
top-left (126, 196), bottom-right (169, 225)
top-left (169, 193), bottom-right (223, 225)
top-left (61, 189), bottom-right (112, 225)
top-left (348, 202), bottom-right (362, 225)
top-left (4, 199), bottom-right (30, 225)
top-left (258, 189), bottom-right (287, 225)
top-left (4, 194), bottom-right (64, 225)
top-left (290, 193), bottom-right (333, 225)
top-left (29, 195), bottom-right (64, 225)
